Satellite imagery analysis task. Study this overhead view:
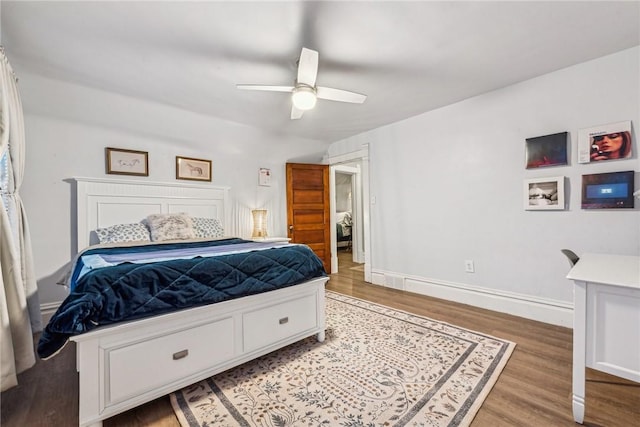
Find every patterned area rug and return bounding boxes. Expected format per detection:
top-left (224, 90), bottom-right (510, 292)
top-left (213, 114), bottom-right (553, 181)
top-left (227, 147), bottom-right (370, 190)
top-left (170, 292), bottom-right (515, 427)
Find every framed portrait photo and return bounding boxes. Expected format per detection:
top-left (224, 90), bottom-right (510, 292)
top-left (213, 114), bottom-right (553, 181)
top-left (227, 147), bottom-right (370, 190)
top-left (525, 132), bottom-right (568, 169)
top-left (577, 120), bottom-right (632, 163)
top-left (524, 176), bottom-right (565, 210)
top-left (105, 147), bottom-right (149, 176)
top-left (176, 156), bottom-right (212, 182)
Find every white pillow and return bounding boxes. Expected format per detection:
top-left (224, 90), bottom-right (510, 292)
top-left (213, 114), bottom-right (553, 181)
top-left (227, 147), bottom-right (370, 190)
top-left (191, 217), bottom-right (224, 239)
top-left (145, 213), bottom-right (195, 242)
top-left (95, 223), bottom-right (151, 244)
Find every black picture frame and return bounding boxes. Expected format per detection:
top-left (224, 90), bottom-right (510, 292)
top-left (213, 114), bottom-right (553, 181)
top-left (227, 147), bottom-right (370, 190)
top-left (581, 171), bottom-right (635, 209)
top-left (525, 132), bottom-right (568, 169)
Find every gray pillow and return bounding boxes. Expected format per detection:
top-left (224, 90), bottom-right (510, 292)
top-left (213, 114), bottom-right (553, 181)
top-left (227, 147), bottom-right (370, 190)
top-left (191, 217), bottom-right (224, 239)
top-left (145, 213), bottom-right (195, 242)
top-left (95, 223), bottom-right (151, 244)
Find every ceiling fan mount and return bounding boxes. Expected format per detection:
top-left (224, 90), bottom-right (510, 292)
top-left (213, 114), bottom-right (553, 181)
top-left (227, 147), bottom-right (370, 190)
top-left (237, 47), bottom-right (367, 120)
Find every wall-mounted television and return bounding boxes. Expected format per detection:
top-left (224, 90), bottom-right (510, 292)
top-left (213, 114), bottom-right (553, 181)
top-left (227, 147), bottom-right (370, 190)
top-left (581, 171), bottom-right (635, 209)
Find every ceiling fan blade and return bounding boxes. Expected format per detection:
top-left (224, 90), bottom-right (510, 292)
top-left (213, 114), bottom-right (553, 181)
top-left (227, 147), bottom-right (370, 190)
top-left (317, 86), bottom-right (367, 104)
top-left (291, 105), bottom-right (304, 120)
top-left (236, 84), bottom-right (294, 93)
top-left (297, 47), bottom-right (318, 87)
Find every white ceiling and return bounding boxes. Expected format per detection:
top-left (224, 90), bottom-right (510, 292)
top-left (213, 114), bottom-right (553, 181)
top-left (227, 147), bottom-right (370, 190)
top-left (2, 1), bottom-right (639, 143)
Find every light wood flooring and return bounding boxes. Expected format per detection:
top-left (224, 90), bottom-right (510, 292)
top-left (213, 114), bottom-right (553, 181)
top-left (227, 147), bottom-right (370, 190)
top-left (2, 248), bottom-right (638, 426)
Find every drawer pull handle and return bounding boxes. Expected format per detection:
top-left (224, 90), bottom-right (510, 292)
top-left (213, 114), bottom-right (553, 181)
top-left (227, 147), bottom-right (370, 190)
top-left (173, 349), bottom-right (189, 360)
top-left (279, 317), bottom-right (289, 325)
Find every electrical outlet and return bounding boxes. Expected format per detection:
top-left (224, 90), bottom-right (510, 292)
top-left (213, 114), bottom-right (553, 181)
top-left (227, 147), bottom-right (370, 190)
top-left (464, 260), bottom-right (475, 273)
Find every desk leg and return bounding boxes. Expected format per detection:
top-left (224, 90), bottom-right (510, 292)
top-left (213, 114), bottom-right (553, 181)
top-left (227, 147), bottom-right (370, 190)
top-left (572, 281), bottom-right (587, 424)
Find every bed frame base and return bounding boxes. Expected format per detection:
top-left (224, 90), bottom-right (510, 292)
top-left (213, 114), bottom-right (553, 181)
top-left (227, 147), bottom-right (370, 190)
top-left (72, 278), bottom-right (327, 427)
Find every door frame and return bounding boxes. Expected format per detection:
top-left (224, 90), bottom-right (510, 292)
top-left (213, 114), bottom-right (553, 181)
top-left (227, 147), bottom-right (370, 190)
top-left (330, 164), bottom-right (361, 272)
top-left (328, 145), bottom-right (371, 283)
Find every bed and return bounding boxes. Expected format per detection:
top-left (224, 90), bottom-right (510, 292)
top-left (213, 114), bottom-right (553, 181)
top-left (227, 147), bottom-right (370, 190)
top-left (47, 177), bottom-right (328, 427)
top-left (336, 211), bottom-right (352, 249)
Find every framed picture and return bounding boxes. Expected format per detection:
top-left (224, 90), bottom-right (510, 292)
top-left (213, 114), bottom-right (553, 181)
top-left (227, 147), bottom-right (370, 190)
top-left (105, 147), bottom-right (148, 176)
top-left (577, 120), bottom-right (632, 163)
top-left (525, 132), bottom-right (568, 169)
top-left (259, 168), bottom-right (271, 186)
top-left (176, 156), bottom-right (212, 182)
top-left (581, 171), bottom-right (635, 209)
top-left (524, 176), bottom-right (565, 210)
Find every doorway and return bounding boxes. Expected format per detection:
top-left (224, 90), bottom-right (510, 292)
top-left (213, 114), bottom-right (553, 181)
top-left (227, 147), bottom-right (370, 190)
top-left (329, 146), bottom-right (370, 281)
top-left (333, 166), bottom-right (358, 272)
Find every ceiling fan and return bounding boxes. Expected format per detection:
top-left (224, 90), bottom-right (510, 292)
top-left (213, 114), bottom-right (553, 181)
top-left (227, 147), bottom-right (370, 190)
top-left (237, 47), bottom-right (367, 120)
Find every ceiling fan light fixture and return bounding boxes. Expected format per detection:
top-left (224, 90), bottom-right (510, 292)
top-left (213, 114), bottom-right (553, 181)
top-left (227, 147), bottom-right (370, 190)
top-left (292, 86), bottom-right (317, 110)
top-left (237, 48), bottom-right (366, 119)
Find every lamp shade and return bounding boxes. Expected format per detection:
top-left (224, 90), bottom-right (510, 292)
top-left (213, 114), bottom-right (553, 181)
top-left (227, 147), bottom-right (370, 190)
top-left (251, 209), bottom-right (268, 238)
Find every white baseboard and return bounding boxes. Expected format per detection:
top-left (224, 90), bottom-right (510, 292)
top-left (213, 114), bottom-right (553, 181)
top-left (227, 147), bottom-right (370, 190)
top-left (40, 302), bottom-right (61, 326)
top-left (371, 270), bottom-right (573, 328)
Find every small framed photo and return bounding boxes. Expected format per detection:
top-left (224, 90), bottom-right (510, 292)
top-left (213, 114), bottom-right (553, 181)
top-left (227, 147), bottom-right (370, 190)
top-left (105, 147), bottom-right (148, 176)
top-left (577, 120), bottom-right (632, 163)
top-left (525, 132), bottom-right (568, 169)
top-left (524, 176), bottom-right (565, 210)
top-left (259, 168), bottom-right (271, 186)
top-left (176, 156), bottom-right (212, 182)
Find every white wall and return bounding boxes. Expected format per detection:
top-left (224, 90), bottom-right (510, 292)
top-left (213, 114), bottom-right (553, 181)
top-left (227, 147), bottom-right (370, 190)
top-left (14, 46), bottom-right (640, 323)
top-left (18, 73), bottom-right (328, 306)
top-left (328, 47), bottom-right (640, 326)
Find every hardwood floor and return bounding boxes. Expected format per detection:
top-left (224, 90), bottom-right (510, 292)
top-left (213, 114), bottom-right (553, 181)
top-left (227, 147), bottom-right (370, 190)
top-left (2, 249), bottom-right (638, 426)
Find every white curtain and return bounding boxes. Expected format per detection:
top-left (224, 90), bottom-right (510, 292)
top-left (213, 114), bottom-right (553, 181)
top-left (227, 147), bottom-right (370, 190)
top-left (0, 47), bottom-right (41, 392)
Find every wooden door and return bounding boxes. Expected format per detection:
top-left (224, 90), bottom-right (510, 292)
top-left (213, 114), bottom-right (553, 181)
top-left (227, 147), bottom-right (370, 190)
top-left (286, 163), bottom-right (331, 273)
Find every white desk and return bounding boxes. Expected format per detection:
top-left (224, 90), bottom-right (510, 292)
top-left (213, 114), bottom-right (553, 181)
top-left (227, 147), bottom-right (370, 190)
top-left (566, 253), bottom-right (640, 424)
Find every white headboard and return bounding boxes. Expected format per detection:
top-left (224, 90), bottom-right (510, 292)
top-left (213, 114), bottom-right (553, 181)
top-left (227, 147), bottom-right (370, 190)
top-left (74, 177), bottom-right (230, 250)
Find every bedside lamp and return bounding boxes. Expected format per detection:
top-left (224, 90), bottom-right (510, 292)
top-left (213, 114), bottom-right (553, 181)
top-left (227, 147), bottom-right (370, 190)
top-left (251, 209), bottom-right (268, 239)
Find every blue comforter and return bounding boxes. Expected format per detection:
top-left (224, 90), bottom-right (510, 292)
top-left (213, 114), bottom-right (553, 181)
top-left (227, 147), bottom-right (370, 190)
top-left (38, 238), bottom-right (326, 359)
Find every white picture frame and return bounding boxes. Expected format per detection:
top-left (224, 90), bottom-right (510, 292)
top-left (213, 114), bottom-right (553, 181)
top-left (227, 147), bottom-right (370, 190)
top-left (259, 168), bottom-right (271, 186)
top-left (577, 120), bottom-right (632, 163)
top-left (524, 176), bottom-right (565, 210)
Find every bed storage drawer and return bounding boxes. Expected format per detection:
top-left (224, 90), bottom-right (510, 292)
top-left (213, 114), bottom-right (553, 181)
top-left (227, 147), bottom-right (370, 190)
top-left (73, 279), bottom-right (327, 427)
top-left (243, 294), bottom-right (317, 352)
top-left (107, 316), bottom-right (234, 405)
